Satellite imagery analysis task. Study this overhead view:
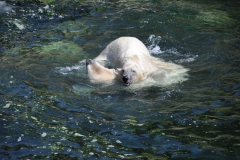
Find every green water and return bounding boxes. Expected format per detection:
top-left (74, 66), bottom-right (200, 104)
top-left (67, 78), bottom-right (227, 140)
top-left (0, 0), bottom-right (240, 159)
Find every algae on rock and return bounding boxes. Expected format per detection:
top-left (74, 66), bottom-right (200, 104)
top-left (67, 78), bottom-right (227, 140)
top-left (38, 41), bottom-right (85, 62)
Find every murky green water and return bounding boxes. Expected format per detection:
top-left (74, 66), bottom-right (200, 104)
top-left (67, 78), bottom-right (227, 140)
top-left (1, 0), bottom-right (240, 159)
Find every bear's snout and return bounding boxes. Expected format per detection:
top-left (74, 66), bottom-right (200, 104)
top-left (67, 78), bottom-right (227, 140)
top-left (86, 59), bottom-right (93, 66)
top-left (122, 75), bottom-right (130, 86)
top-left (122, 76), bottom-right (128, 82)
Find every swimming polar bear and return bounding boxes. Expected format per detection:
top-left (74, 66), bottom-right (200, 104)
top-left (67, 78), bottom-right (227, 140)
top-left (86, 37), bottom-right (189, 86)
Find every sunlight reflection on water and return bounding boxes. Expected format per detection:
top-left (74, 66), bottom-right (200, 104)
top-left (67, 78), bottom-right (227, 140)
top-left (0, 0), bottom-right (240, 159)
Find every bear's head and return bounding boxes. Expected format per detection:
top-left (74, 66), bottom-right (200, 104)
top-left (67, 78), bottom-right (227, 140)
top-left (86, 59), bottom-right (119, 84)
top-left (118, 63), bottom-right (148, 86)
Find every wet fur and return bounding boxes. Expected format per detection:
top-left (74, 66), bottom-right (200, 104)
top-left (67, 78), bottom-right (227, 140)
top-left (86, 60), bottom-right (119, 83)
top-left (88, 37), bottom-right (189, 86)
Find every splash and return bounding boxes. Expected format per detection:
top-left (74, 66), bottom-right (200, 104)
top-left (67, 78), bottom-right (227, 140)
top-left (147, 34), bottom-right (163, 55)
top-left (55, 60), bottom-right (86, 75)
top-left (147, 34), bottom-right (198, 64)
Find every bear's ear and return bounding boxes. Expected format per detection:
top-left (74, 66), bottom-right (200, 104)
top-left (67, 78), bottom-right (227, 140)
top-left (116, 68), bottom-right (122, 73)
top-left (113, 69), bottom-right (119, 76)
top-left (143, 70), bottom-right (148, 79)
top-left (116, 68), bottom-right (122, 79)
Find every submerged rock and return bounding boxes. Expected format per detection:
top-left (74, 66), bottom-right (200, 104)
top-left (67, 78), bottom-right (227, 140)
top-left (0, 1), bottom-right (13, 14)
top-left (40, 41), bottom-right (83, 55)
top-left (72, 84), bottom-right (96, 95)
top-left (37, 41), bottom-right (85, 63)
top-left (196, 10), bottom-right (235, 26)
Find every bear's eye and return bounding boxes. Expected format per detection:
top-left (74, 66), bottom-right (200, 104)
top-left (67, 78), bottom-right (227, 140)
top-left (122, 69), bottom-right (125, 73)
top-left (132, 70), bottom-right (136, 74)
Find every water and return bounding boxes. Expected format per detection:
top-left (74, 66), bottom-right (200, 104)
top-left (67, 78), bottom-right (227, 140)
top-left (1, 0), bottom-right (240, 159)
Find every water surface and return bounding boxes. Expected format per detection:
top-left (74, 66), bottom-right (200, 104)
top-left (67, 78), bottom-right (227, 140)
top-left (0, 0), bottom-right (240, 159)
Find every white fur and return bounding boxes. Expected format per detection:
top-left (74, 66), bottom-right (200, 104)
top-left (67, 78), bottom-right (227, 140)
top-left (90, 37), bottom-right (189, 87)
top-left (86, 60), bottom-right (119, 84)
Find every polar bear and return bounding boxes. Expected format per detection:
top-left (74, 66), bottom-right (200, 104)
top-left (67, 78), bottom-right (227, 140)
top-left (86, 59), bottom-right (119, 84)
top-left (87, 37), bottom-right (189, 86)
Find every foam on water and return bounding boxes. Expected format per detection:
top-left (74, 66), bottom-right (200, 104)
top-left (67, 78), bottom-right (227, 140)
top-left (147, 34), bottom-right (198, 64)
top-left (128, 65), bottom-right (189, 90)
